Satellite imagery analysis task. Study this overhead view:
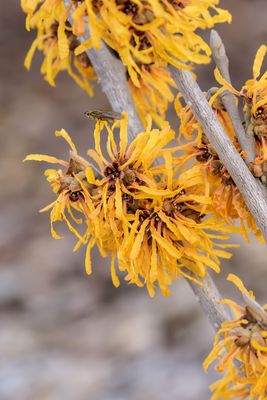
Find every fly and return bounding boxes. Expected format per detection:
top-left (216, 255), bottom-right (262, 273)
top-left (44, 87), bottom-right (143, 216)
top-left (84, 109), bottom-right (122, 122)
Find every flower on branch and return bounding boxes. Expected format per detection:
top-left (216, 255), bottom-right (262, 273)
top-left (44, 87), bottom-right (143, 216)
top-left (22, 1), bottom-right (95, 93)
top-left (175, 92), bottom-right (264, 242)
top-left (24, 112), bottom-right (235, 296)
top-left (214, 45), bottom-right (267, 186)
top-left (204, 273), bottom-right (267, 400)
top-left (21, 0), bottom-right (231, 124)
top-left (242, 45), bottom-right (267, 186)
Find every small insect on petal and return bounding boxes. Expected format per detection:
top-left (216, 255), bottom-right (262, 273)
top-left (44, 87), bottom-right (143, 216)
top-left (84, 110), bottom-right (122, 122)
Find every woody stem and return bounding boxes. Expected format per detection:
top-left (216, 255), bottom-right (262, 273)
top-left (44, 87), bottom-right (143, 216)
top-left (82, 32), bottom-right (143, 141)
top-left (186, 271), bottom-right (230, 329)
top-left (209, 30), bottom-right (256, 164)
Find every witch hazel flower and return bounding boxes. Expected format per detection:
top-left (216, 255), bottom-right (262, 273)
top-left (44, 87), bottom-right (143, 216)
top-left (204, 274), bottom-right (267, 400)
top-left (21, 0), bottom-right (231, 124)
top-left (25, 112), bottom-right (237, 296)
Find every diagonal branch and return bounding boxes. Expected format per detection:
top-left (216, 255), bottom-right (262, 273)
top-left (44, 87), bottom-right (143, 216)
top-left (186, 271), bottom-right (230, 330)
top-left (84, 34), bottom-right (144, 140)
top-left (210, 30), bottom-right (256, 163)
top-left (170, 67), bottom-right (267, 242)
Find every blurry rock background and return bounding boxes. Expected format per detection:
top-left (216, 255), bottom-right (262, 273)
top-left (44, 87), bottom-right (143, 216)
top-left (0, 1), bottom-right (266, 399)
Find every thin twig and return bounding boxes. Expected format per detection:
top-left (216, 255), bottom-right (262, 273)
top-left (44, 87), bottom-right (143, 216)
top-left (210, 30), bottom-right (256, 163)
top-left (186, 271), bottom-right (229, 330)
top-left (170, 67), bottom-right (267, 241)
top-left (210, 30), bottom-right (231, 83)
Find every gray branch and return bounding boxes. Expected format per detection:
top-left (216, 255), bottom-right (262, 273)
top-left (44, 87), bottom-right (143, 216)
top-left (186, 272), bottom-right (229, 330)
top-left (209, 30), bottom-right (231, 83)
top-left (170, 67), bottom-right (267, 242)
top-left (210, 30), bottom-right (256, 163)
top-left (85, 38), bottom-right (143, 140)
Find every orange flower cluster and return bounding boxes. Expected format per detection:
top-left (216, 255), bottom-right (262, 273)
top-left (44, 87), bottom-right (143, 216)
top-left (204, 274), bottom-right (267, 400)
top-left (21, 0), bottom-right (267, 395)
top-left (212, 45), bottom-right (267, 186)
top-left (22, 1), bottom-right (96, 93)
top-left (21, 0), bottom-right (231, 124)
top-left (25, 114), bottom-right (236, 296)
top-left (175, 93), bottom-right (263, 242)
top-left (242, 46), bottom-right (267, 186)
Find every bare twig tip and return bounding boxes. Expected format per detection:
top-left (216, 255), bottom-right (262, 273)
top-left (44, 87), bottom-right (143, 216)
top-left (210, 30), bottom-right (227, 59)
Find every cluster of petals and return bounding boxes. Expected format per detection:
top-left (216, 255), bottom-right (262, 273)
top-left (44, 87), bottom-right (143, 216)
top-left (242, 46), bottom-right (267, 186)
top-left (25, 113), bottom-right (235, 296)
top-left (214, 45), bottom-right (267, 186)
top-left (21, 0), bottom-right (96, 94)
top-left (21, 0), bottom-right (231, 124)
top-left (175, 92), bottom-right (263, 242)
top-left (204, 274), bottom-right (267, 400)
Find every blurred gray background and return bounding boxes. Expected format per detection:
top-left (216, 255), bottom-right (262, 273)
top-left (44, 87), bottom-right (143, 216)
top-left (0, 1), bottom-right (266, 399)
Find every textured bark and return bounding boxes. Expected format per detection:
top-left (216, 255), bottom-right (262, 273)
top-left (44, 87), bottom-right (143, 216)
top-left (210, 30), bottom-right (256, 163)
top-left (186, 272), bottom-right (229, 330)
top-left (85, 38), bottom-right (144, 140)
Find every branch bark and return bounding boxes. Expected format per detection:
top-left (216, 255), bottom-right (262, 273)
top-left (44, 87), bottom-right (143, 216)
top-left (210, 30), bottom-right (256, 163)
top-left (84, 36), bottom-right (144, 140)
top-left (170, 67), bottom-right (267, 242)
top-left (186, 271), bottom-right (229, 330)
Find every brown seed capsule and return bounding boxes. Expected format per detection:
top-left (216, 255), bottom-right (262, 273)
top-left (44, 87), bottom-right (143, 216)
top-left (168, 0), bottom-right (186, 10)
top-left (255, 106), bottom-right (264, 118)
top-left (210, 160), bottom-right (223, 175)
top-left (234, 328), bottom-right (251, 347)
top-left (121, 0), bottom-right (139, 16)
top-left (248, 162), bottom-right (263, 178)
top-left (122, 168), bottom-right (136, 185)
top-left (133, 9), bottom-right (154, 24)
top-left (196, 149), bottom-right (211, 163)
top-left (69, 190), bottom-right (83, 202)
